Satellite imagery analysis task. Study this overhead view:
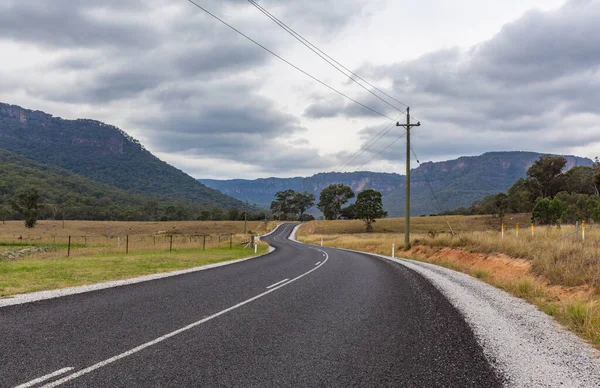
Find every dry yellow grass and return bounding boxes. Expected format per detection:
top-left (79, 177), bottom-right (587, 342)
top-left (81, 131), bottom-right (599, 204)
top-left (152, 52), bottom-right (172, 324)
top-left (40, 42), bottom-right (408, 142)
top-left (297, 217), bottom-right (600, 348)
top-left (0, 220), bottom-right (278, 260)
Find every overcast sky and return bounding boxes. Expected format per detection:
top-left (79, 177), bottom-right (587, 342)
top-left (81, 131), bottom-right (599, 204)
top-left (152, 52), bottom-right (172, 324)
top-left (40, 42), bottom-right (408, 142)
top-left (1, 0), bottom-right (598, 179)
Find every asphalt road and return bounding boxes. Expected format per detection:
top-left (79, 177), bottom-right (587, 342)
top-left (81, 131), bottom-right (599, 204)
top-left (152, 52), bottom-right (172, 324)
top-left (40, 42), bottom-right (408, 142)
top-left (1, 223), bottom-right (502, 387)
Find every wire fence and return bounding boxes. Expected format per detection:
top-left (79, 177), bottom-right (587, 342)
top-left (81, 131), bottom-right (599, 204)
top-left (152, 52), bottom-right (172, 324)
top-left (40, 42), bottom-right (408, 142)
top-left (0, 232), bottom-right (259, 259)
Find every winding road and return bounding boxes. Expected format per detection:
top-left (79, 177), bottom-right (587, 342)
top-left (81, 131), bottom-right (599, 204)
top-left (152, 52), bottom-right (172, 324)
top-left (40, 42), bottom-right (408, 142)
top-left (0, 223), bottom-right (539, 387)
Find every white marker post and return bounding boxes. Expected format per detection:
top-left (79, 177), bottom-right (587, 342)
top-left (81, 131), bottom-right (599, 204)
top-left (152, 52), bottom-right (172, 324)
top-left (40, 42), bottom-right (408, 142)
top-left (582, 221), bottom-right (586, 241)
top-left (516, 223), bottom-right (519, 238)
top-left (392, 244), bottom-right (395, 258)
top-left (501, 224), bottom-right (505, 239)
top-left (254, 242), bottom-right (258, 254)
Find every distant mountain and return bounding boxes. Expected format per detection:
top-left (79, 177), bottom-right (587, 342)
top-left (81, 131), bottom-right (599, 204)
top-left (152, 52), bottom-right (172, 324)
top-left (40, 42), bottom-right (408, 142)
top-left (201, 152), bottom-right (594, 217)
top-left (0, 149), bottom-right (186, 220)
top-left (0, 103), bottom-right (245, 210)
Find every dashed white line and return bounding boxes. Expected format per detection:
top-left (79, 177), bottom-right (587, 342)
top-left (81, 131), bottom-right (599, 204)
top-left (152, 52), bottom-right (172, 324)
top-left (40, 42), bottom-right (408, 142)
top-left (38, 251), bottom-right (329, 388)
top-left (315, 261), bottom-right (321, 266)
top-left (14, 367), bottom-right (74, 388)
top-left (266, 278), bottom-right (289, 289)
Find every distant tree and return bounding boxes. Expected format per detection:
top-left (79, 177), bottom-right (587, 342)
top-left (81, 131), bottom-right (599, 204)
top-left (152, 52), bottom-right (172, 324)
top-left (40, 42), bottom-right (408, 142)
top-left (292, 191), bottom-right (316, 219)
top-left (198, 210), bottom-right (211, 221)
top-left (10, 187), bottom-right (40, 228)
top-left (492, 193), bottom-right (509, 220)
top-left (300, 214), bottom-right (315, 222)
top-left (354, 189), bottom-right (387, 232)
top-left (564, 166), bottom-right (597, 195)
top-left (0, 205), bottom-right (11, 224)
top-left (526, 155), bottom-right (567, 198)
top-left (506, 178), bottom-right (535, 213)
top-left (210, 207), bottom-right (223, 221)
top-left (228, 208), bottom-right (240, 221)
top-left (318, 184), bottom-right (355, 220)
top-left (340, 203), bottom-right (358, 220)
top-left (141, 200), bottom-right (160, 221)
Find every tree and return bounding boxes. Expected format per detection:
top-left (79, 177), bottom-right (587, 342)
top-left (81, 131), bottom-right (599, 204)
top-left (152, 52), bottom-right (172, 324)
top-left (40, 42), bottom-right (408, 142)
top-left (292, 191), bottom-right (316, 219)
top-left (10, 187), bottom-right (40, 228)
top-left (210, 207), bottom-right (223, 221)
top-left (531, 197), bottom-right (566, 225)
top-left (198, 210), bottom-right (211, 221)
top-left (354, 189), bottom-right (387, 232)
top-left (228, 208), bottom-right (240, 221)
top-left (271, 189), bottom-right (296, 220)
top-left (564, 166), bottom-right (597, 195)
top-left (0, 205), bottom-right (11, 224)
top-left (317, 184), bottom-right (355, 220)
top-left (340, 203), bottom-right (358, 220)
top-left (526, 155), bottom-right (567, 198)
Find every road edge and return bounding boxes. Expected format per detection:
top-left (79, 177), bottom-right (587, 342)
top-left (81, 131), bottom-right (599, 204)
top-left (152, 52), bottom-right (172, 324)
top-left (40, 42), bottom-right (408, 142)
top-left (0, 224), bottom-right (284, 308)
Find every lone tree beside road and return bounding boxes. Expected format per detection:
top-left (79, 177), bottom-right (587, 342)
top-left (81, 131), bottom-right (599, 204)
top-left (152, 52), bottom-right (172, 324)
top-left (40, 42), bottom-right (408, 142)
top-left (355, 189), bottom-right (387, 232)
top-left (10, 187), bottom-right (40, 228)
top-left (318, 184), bottom-right (354, 220)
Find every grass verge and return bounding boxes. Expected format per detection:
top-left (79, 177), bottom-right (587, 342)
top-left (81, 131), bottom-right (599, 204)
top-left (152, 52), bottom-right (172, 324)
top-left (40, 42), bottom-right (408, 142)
top-left (0, 244), bottom-right (268, 297)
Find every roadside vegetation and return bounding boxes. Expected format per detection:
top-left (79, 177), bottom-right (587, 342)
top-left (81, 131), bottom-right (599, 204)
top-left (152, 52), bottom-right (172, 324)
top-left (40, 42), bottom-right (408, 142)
top-left (0, 220), bottom-right (275, 297)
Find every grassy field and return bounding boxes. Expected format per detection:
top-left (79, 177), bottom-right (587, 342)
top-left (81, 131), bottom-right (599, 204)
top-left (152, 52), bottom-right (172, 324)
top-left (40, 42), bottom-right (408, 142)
top-left (0, 220), bottom-right (277, 297)
top-left (0, 245), bottom-right (268, 297)
top-left (298, 216), bottom-right (600, 349)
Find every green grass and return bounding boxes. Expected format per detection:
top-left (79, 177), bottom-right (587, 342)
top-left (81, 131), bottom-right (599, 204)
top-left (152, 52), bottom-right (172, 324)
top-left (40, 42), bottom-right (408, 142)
top-left (0, 245), bottom-right (268, 297)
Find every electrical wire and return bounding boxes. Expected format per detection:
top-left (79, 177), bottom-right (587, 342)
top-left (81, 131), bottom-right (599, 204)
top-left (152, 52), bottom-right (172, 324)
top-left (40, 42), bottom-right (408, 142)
top-left (410, 145), bottom-right (456, 234)
top-left (185, 0), bottom-right (395, 121)
top-left (355, 132), bottom-right (407, 171)
top-left (247, 0), bottom-right (408, 116)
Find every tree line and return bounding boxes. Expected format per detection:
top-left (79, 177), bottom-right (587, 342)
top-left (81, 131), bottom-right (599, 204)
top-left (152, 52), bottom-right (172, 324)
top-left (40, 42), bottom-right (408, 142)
top-left (270, 184), bottom-right (387, 231)
top-left (442, 155), bottom-right (600, 225)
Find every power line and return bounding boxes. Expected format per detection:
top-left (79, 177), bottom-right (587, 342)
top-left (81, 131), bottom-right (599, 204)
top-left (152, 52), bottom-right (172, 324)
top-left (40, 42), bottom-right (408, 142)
top-left (335, 112), bottom-right (405, 172)
top-left (185, 0), bottom-right (395, 121)
top-left (355, 132), bottom-right (407, 171)
top-left (247, 0), bottom-right (408, 116)
top-left (410, 145), bottom-right (455, 234)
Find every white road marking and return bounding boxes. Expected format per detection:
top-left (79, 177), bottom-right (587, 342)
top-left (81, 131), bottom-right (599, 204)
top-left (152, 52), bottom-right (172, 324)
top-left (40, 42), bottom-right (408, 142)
top-left (315, 261), bottom-right (321, 266)
top-left (40, 251), bottom-right (329, 388)
top-left (266, 278), bottom-right (289, 289)
top-left (14, 367), bottom-right (74, 388)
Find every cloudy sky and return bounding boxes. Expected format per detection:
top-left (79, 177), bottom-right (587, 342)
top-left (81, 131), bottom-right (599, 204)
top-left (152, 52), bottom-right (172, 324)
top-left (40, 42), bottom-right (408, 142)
top-left (1, 0), bottom-right (598, 179)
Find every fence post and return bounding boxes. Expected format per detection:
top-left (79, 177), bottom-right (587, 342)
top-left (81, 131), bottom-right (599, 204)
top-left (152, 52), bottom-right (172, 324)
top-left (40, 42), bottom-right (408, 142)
top-left (203, 235), bottom-right (206, 250)
top-left (67, 236), bottom-right (71, 257)
top-left (170, 235), bottom-right (173, 252)
top-left (321, 238), bottom-right (323, 247)
top-left (85, 235), bottom-right (87, 245)
top-left (153, 235), bottom-right (156, 246)
top-left (230, 234), bottom-right (233, 249)
top-left (126, 234), bottom-right (129, 254)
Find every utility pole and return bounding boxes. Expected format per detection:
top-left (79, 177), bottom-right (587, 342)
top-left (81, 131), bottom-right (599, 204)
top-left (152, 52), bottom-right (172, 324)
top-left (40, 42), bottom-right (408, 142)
top-left (397, 107), bottom-right (421, 249)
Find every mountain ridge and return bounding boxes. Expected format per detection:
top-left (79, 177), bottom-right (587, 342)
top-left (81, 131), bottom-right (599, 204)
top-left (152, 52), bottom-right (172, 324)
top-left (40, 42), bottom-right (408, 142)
top-left (201, 151), bottom-right (594, 216)
top-left (0, 102), bottom-right (247, 211)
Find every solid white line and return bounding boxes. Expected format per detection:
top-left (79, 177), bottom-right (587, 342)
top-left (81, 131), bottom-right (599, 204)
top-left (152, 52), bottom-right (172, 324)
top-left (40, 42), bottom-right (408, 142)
top-left (14, 367), bottom-right (74, 388)
top-left (40, 250), bottom-right (329, 388)
top-left (315, 261), bottom-right (321, 266)
top-left (266, 278), bottom-right (289, 289)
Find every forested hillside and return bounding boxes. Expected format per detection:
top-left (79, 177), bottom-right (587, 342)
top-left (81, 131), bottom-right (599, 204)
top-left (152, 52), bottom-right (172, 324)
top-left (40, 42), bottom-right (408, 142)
top-left (202, 152), bottom-right (593, 216)
top-left (0, 103), bottom-right (244, 210)
top-left (0, 149), bottom-right (208, 221)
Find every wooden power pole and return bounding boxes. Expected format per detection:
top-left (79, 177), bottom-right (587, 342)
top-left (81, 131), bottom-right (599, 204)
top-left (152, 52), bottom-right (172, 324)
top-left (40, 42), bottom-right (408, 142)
top-left (396, 107), bottom-right (420, 249)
